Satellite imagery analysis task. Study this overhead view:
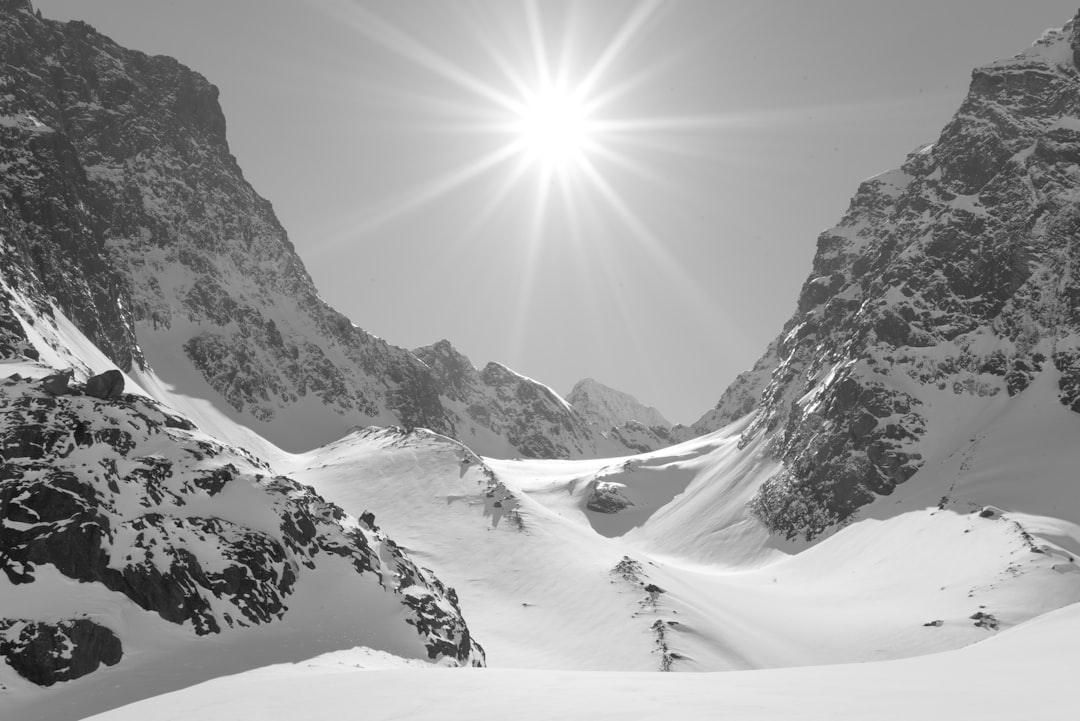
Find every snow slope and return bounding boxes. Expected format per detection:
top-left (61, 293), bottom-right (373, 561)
top-left (83, 599), bottom-right (1080, 721)
top-left (7, 231), bottom-right (1080, 721)
top-left (278, 401), bottom-right (1080, 676)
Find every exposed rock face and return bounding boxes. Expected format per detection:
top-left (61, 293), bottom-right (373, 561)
top-left (414, 340), bottom-right (624, 458)
top-left (0, 5), bottom-right (638, 459)
top-left (84, 368), bottom-right (123, 399)
top-left (0, 618), bottom-right (122, 686)
top-left (699, 16), bottom-right (1080, 540)
top-left (606, 420), bottom-right (694, 455)
top-left (0, 367), bottom-right (485, 684)
top-left (38, 369), bottom-right (74, 396)
top-left (586, 482), bottom-right (634, 514)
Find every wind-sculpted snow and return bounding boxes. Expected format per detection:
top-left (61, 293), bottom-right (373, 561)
top-left (698, 15), bottom-right (1080, 540)
top-left (0, 365), bottom-right (484, 692)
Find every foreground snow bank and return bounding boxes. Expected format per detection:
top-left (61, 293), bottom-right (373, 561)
top-left (85, 601), bottom-right (1080, 721)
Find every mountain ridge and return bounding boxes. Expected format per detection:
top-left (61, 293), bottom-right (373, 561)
top-left (0, 4), bottom-right (650, 460)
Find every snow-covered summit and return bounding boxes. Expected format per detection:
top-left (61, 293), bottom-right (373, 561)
top-left (568, 377), bottom-right (672, 430)
top-left (412, 340), bottom-right (625, 459)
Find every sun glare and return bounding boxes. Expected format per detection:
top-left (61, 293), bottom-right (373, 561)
top-left (319, 0), bottom-right (732, 364)
top-left (514, 85), bottom-right (592, 167)
top-left (324, 0), bottom-right (727, 303)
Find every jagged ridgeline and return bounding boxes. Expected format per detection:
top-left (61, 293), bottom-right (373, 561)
top-left (699, 16), bottom-right (1080, 540)
top-left (0, 0), bottom-right (639, 459)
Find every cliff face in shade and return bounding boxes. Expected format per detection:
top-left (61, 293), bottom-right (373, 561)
top-left (695, 16), bottom-right (1080, 539)
top-left (0, 4), bottom-right (638, 459)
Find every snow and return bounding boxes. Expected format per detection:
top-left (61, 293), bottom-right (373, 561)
top-left (1051, 115), bottom-right (1080, 132)
top-left (6, 236), bottom-right (1080, 721)
top-left (568, 377), bottom-right (672, 429)
top-left (132, 319), bottom-right (390, 459)
top-left (82, 601), bottom-right (1080, 721)
top-left (8, 306), bottom-right (1080, 721)
top-left (485, 361), bottom-right (576, 414)
top-left (1, 555), bottom-right (434, 721)
top-left (273, 402), bottom-right (1080, 680)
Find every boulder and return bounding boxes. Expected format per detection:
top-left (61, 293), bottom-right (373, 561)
top-left (85, 369), bottom-right (124, 400)
top-left (39, 369), bottom-right (74, 395)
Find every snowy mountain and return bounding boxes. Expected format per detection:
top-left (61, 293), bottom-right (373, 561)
top-left (0, 1), bottom-right (631, 461)
top-left (566, 377), bottom-right (696, 453)
top-left (687, 16), bottom-right (1080, 541)
top-left (568, 378), bottom-right (673, 430)
top-left (5, 3), bottom-right (1080, 720)
top-left (412, 341), bottom-right (625, 459)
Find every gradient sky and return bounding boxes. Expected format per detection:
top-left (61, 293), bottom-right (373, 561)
top-left (33, 0), bottom-right (1080, 423)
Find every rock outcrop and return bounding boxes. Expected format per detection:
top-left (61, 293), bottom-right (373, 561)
top-left (84, 368), bottom-right (123, 399)
top-left (0, 618), bottom-right (122, 687)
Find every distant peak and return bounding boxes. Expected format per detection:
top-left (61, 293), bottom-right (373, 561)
top-left (567, 377), bottom-right (671, 430)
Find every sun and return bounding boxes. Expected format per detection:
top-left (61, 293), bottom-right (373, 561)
top-left (513, 84), bottom-right (592, 167)
top-left (323, 0), bottom-right (711, 249)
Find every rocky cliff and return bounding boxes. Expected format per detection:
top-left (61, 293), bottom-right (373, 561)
top-left (698, 16), bottom-right (1080, 540)
top-left (0, 2), bottom-right (634, 459)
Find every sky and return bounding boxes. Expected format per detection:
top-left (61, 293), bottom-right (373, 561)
top-left (32, 0), bottom-right (1080, 423)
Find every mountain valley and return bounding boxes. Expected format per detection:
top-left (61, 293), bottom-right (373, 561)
top-left (4, 2), bottom-right (1080, 719)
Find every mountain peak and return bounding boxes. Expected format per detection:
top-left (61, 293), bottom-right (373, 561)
top-left (568, 377), bottom-right (671, 430)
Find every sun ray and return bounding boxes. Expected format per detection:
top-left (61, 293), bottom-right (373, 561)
top-left (319, 0), bottom-right (521, 114)
top-left (585, 142), bottom-right (681, 194)
top-left (575, 155), bottom-right (722, 316)
top-left (579, 48), bottom-right (690, 117)
top-left (525, 0), bottom-right (553, 88)
top-left (575, 0), bottom-right (666, 98)
top-left (320, 142), bottom-right (521, 245)
top-left (457, 7), bottom-right (537, 102)
top-left (460, 155), bottom-right (535, 239)
top-left (305, 0), bottom-right (766, 354)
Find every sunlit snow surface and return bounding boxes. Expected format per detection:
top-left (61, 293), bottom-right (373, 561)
top-left (5, 306), bottom-right (1080, 720)
top-left (84, 603), bottom-right (1080, 721)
